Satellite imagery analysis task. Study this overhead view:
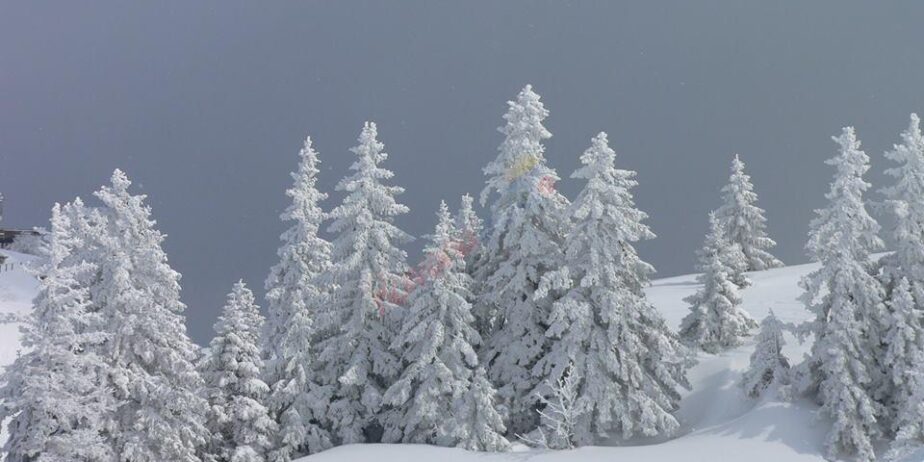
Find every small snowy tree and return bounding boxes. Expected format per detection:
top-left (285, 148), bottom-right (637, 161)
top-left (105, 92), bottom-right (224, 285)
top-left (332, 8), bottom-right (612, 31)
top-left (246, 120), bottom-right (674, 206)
top-left (382, 201), bottom-right (497, 447)
top-left (715, 154), bottom-right (783, 271)
top-left (798, 127), bottom-right (885, 462)
top-left (741, 310), bottom-right (790, 398)
top-left (680, 212), bottom-right (757, 353)
top-left (441, 367), bottom-right (510, 452)
top-left (91, 170), bottom-right (210, 462)
top-left (532, 132), bottom-right (690, 444)
top-left (313, 122), bottom-right (412, 444)
top-left (204, 281), bottom-right (277, 462)
top-left (520, 365), bottom-right (584, 450)
top-left (0, 203), bottom-right (113, 462)
top-left (475, 85), bottom-right (570, 434)
top-left (8, 227), bottom-right (50, 257)
top-left (262, 136), bottom-right (332, 459)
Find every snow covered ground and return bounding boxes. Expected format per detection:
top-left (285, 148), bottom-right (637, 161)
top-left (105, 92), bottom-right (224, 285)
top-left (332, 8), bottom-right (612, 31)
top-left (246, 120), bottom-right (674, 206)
top-left (0, 253), bottom-right (919, 461)
top-left (0, 250), bottom-right (42, 450)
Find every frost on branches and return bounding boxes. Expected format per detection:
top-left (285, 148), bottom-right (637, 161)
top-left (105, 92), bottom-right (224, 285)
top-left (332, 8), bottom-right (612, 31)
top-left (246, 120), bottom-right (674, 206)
top-left (204, 281), bottom-right (277, 462)
top-left (383, 202), bottom-right (507, 451)
top-left (741, 310), bottom-right (790, 399)
top-left (262, 137), bottom-right (333, 459)
top-left (313, 122), bottom-right (412, 444)
top-left (90, 170), bottom-right (211, 462)
top-left (533, 132), bottom-right (690, 445)
top-left (0, 203), bottom-right (113, 462)
top-left (879, 114), bottom-right (924, 445)
top-left (798, 128), bottom-right (885, 462)
top-left (474, 85), bottom-right (570, 435)
top-left (715, 155), bottom-right (782, 271)
top-left (680, 212), bottom-right (757, 353)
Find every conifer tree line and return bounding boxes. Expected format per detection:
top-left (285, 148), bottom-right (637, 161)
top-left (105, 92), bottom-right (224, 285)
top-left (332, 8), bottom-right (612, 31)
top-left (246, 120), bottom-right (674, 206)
top-left (2, 84), bottom-right (924, 462)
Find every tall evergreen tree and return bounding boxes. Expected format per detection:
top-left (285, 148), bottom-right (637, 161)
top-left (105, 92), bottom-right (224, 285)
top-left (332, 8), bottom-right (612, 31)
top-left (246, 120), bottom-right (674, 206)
top-left (383, 201), bottom-right (504, 448)
top-left (204, 282), bottom-right (276, 462)
top-left (679, 212), bottom-right (757, 353)
top-left (715, 155), bottom-right (783, 271)
top-left (91, 170), bottom-right (210, 462)
top-left (454, 193), bottom-right (483, 267)
top-left (262, 137), bottom-right (332, 459)
top-left (534, 132), bottom-right (690, 444)
top-left (798, 128), bottom-right (885, 462)
top-left (879, 113), bottom-right (924, 434)
top-left (0, 203), bottom-right (113, 462)
top-left (475, 84), bottom-right (570, 434)
top-left (314, 122), bottom-right (412, 444)
top-left (882, 278), bottom-right (924, 449)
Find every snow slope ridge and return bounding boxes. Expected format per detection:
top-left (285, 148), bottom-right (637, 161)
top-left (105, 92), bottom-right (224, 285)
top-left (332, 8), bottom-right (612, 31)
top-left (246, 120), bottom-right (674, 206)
top-left (302, 259), bottom-right (915, 462)
top-left (0, 250), bottom-right (42, 449)
top-left (0, 250), bottom-right (40, 367)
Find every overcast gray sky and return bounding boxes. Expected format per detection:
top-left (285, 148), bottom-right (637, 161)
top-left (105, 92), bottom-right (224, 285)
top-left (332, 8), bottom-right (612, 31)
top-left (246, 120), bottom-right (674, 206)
top-left (3, 1), bottom-right (924, 343)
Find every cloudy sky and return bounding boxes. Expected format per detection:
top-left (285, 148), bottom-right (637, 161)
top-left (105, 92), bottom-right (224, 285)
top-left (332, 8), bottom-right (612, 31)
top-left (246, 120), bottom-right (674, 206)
top-left (3, 1), bottom-right (924, 343)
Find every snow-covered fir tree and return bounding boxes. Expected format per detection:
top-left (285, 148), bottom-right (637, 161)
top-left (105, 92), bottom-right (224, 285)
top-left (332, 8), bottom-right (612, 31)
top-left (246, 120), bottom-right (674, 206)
top-left (879, 113), bottom-right (924, 434)
top-left (262, 136), bottom-right (332, 459)
top-left (475, 84), bottom-right (570, 434)
top-left (715, 154), bottom-right (783, 271)
top-left (442, 367), bottom-right (510, 452)
top-left (383, 201), bottom-right (504, 449)
top-left (680, 212), bottom-right (757, 353)
top-left (798, 127), bottom-right (885, 462)
top-left (741, 310), bottom-right (790, 399)
top-left (533, 132), bottom-right (690, 444)
top-left (204, 281), bottom-right (277, 462)
top-left (454, 193), bottom-right (483, 267)
top-left (0, 202), bottom-right (113, 462)
top-left (91, 170), bottom-right (210, 461)
top-left (313, 122), bottom-right (412, 443)
top-left (882, 277), bottom-right (924, 454)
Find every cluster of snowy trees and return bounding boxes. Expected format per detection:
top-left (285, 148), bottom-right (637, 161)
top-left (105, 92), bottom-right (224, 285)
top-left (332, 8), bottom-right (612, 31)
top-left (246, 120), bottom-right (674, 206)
top-left (786, 117), bottom-right (924, 462)
top-left (724, 116), bottom-right (924, 462)
top-left (0, 85), bottom-right (697, 461)
top-left (5, 83), bottom-right (924, 462)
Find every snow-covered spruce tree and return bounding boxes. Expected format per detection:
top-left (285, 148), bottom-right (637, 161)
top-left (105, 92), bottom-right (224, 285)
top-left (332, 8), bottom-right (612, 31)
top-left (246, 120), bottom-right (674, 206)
top-left (879, 113), bottom-right (924, 432)
top-left (204, 281), bottom-right (277, 462)
top-left (532, 132), bottom-right (690, 444)
top-left (313, 122), bottom-right (412, 444)
top-left (798, 127), bottom-right (885, 462)
top-left (475, 84), bottom-right (570, 435)
top-left (883, 277), bottom-right (924, 458)
top-left (383, 201), bottom-right (506, 450)
top-left (741, 310), bottom-right (790, 399)
top-left (442, 367), bottom-right (510, 452)
top-left (91, 170), bottom-right (210, 461)
top-left (0, 203), bottom-right (113, 462)
top-left (454, 193), bottom-right (483, 267)
top-left (680, 212), bottom-right (757, 353)
top-left (715, 154), bottom-right (783, 271)
top-left (262, 136), bottom-right (332, 459)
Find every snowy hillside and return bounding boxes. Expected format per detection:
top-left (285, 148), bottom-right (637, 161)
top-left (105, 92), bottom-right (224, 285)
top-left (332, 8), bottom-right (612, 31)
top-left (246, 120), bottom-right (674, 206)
top-left (1, 255), bottom-right (919, 461)
top-left (300, 260), bottom-right (917, 462)
top-left (0, 250), bottom-right (42, 450)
